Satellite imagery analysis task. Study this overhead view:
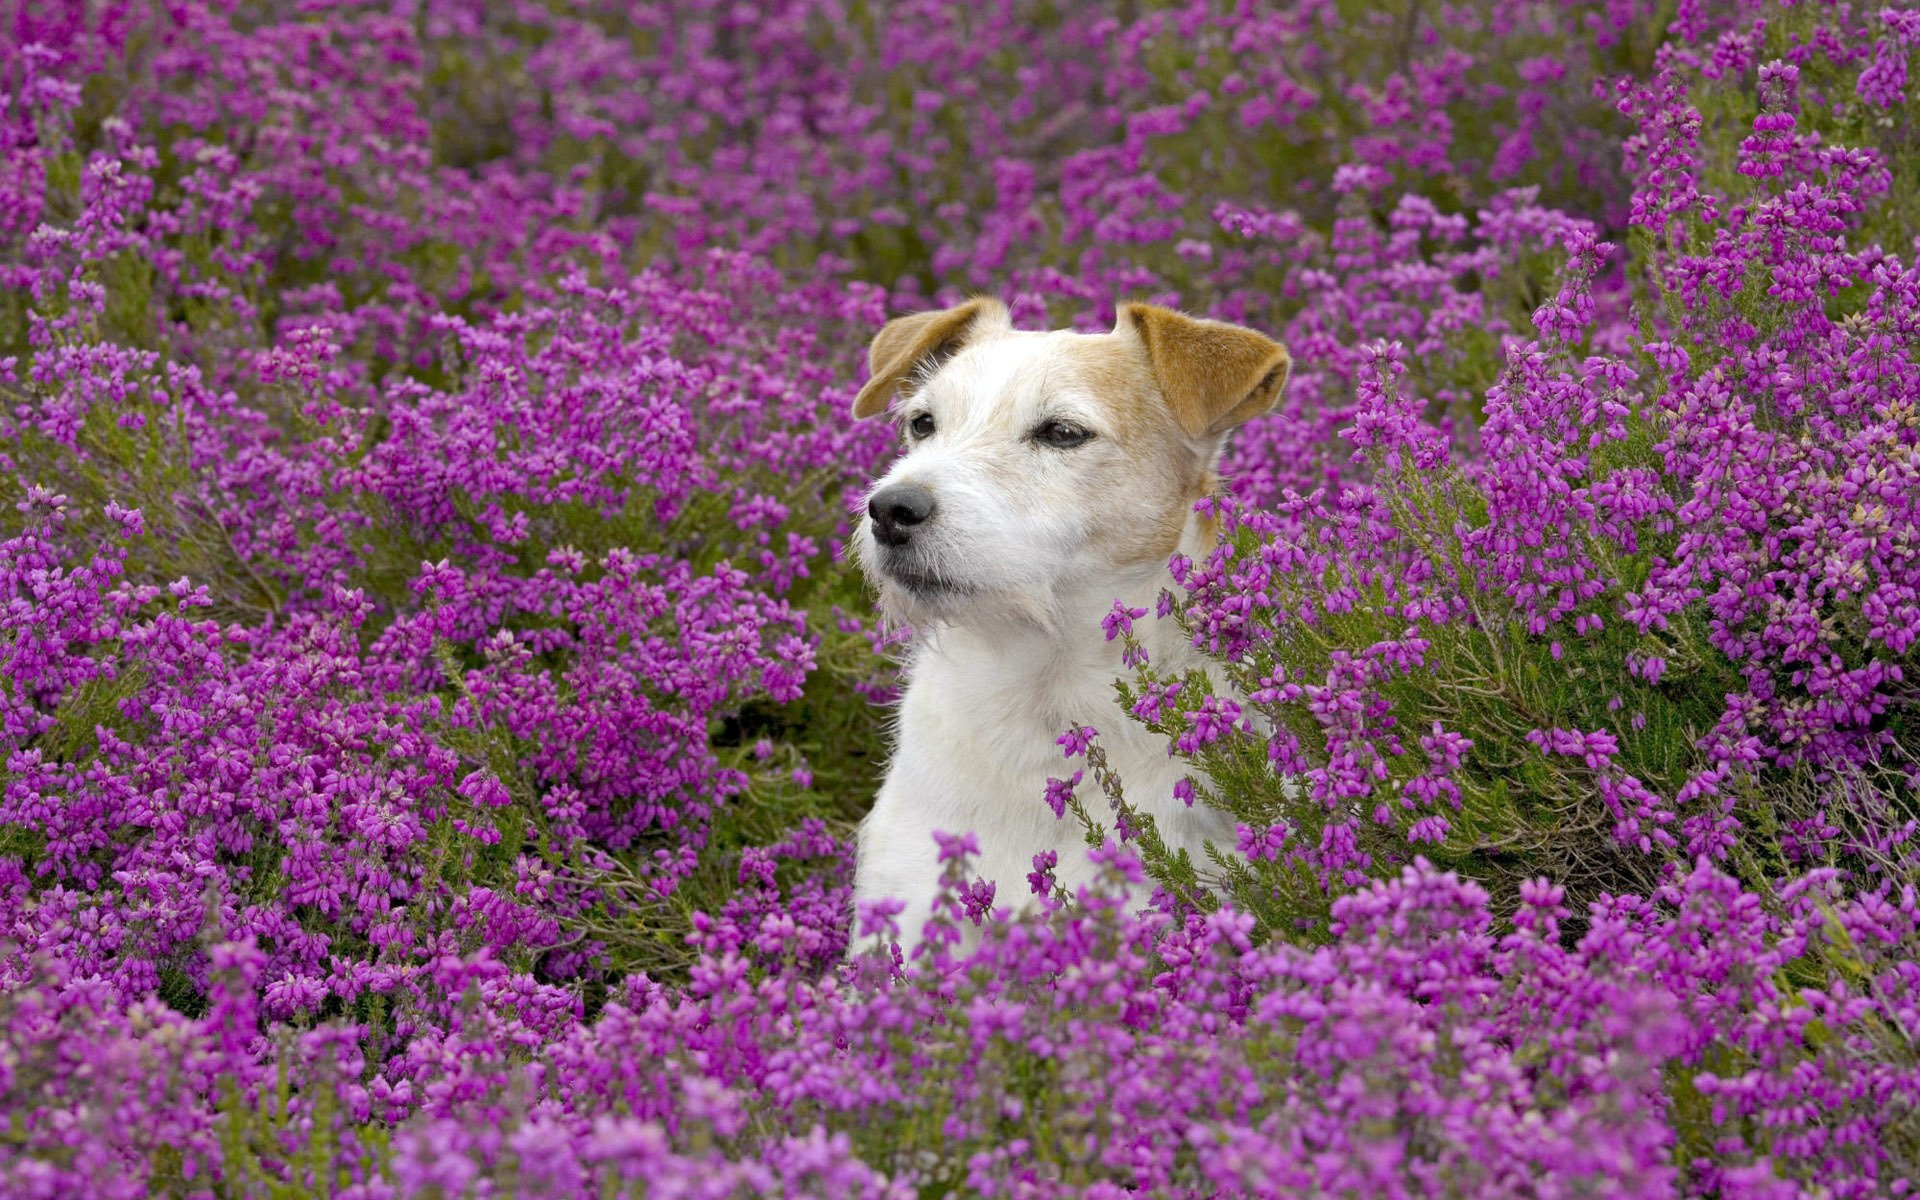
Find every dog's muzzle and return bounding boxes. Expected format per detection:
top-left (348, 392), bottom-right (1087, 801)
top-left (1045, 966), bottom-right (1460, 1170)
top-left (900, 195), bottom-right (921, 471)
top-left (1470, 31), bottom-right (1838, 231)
top-left (867, 482), bottom-right (935, 548)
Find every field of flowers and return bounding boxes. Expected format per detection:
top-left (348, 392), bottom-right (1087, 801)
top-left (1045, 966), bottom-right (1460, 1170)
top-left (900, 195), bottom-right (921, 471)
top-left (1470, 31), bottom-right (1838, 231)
top-left (4, 0), bottom-right (1920, 1195)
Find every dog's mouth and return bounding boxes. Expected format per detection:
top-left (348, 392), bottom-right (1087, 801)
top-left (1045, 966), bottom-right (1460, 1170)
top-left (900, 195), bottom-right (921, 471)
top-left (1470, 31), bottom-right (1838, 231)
top-left (881, 559), bottom-right (973, 596)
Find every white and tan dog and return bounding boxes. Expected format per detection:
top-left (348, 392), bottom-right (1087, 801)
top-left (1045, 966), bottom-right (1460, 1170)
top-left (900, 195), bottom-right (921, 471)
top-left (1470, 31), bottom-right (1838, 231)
top-left (848, 298), bottom-right (1289, 956)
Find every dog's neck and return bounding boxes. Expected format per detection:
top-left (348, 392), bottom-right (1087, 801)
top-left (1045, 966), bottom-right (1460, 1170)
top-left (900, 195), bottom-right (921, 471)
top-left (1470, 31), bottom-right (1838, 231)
top-left (908, 512), bottom-right (1215, 737)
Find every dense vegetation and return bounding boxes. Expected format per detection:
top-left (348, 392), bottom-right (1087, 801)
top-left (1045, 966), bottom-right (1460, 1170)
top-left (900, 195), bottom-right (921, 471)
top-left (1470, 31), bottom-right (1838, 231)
top-left (4, 1), bottom-right (1919, 1195)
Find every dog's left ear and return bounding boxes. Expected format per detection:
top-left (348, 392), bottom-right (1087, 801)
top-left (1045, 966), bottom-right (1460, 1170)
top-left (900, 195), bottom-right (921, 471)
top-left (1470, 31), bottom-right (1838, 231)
top-left (1117, 303), bottom-right (1290, 438)
top-left (851, 297), bottom-right (1010, 419)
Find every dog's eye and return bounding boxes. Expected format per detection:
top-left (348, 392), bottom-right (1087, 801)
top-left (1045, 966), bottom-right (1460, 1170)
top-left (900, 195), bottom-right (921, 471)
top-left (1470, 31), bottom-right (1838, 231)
top-left (1032, 419), bottom-right (1093, 449)
top-left (908, 412), bottom-right (936, 440)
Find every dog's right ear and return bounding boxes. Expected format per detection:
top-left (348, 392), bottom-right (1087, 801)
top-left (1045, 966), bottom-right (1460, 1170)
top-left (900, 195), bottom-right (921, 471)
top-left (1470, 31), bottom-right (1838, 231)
top-left (851, 298), bottom-right (1009, 419)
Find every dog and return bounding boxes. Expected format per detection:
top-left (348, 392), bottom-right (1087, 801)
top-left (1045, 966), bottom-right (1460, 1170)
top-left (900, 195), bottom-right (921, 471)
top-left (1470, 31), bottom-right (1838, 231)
top-left (847, 297), bottom-right (1290, 957)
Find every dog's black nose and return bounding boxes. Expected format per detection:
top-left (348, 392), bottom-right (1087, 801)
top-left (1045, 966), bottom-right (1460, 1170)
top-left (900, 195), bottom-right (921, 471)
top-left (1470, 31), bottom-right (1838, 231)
top-left (868, 483), bottom-right (935, 547)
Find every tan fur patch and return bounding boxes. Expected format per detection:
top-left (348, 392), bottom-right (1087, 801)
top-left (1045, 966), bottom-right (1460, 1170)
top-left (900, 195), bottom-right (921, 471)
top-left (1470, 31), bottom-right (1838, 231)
top-left (1057, 333), bottom-right (1216, 566)
top-left (1117, 303), bottom-right (1290, 437)
top-left (851, 297), bottom-right (1010, 419)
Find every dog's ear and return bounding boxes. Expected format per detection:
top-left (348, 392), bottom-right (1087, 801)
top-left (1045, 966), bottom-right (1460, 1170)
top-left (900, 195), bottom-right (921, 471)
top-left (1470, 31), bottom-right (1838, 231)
top-left (851, 298), bottom-right (1010, 419)
top-left (1117, 303), bottom-right (1290, 438)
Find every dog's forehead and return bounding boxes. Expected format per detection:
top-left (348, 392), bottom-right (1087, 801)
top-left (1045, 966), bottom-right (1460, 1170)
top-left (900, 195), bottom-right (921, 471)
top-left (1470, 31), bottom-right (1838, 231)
top-left (924, 328), bottom-right (1160, 428)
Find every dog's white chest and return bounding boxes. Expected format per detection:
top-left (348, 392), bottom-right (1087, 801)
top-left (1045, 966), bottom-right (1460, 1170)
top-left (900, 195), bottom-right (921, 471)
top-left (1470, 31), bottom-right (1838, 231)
top-left (851, 627), bottom-right (1232, 952)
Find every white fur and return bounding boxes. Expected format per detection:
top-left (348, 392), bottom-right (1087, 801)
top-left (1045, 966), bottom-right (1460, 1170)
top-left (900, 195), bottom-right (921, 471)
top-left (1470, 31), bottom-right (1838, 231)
top-left (850, 324), bottom-right (1241, 958)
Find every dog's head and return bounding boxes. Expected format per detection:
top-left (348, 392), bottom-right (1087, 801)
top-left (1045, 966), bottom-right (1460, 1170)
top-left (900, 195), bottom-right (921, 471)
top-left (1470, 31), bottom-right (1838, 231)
top-left (849, 298), bottom-right (1289, 630)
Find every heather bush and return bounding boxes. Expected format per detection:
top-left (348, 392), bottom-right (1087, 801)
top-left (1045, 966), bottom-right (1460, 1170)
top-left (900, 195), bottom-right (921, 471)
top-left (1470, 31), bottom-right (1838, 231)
top-left (5, 1), bottom-right (1920, 1197)
top-left (1118, 0), bottom-right (1920, 918)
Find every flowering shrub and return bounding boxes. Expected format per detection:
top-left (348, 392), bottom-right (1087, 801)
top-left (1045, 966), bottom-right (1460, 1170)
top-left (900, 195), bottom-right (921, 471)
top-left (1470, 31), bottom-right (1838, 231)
top-left (4, 1), bottom-right (1920, 1197)
top-left (1124, 0), bottom-right (1920, 907)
